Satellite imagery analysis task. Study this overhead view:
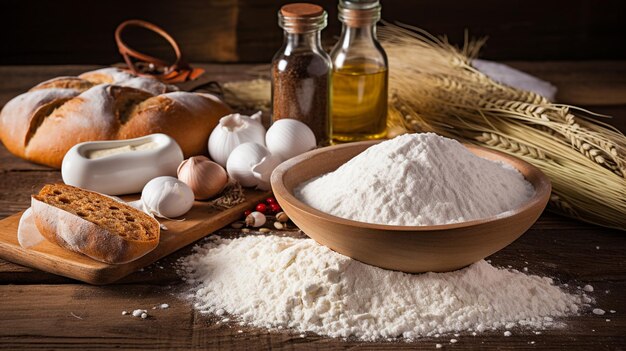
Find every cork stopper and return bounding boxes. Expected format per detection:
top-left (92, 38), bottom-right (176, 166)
top-left (278, 3), bottom-right (327, 33)
top-left (280, 3), bottom-right (324, 18)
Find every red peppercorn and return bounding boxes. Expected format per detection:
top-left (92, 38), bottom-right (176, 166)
top-left (266, 197), bottom-right (277, 204)
top-left (269, 203), bottom-right (281, 214)
top-left (244, 210), bottom-right (252, 218)
top-left (255, 203), bottom-right (268, 214)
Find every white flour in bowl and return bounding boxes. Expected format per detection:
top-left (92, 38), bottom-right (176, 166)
top-left (180, 235), bottom-right (584, 341)
top-left (295, 133), bottom-right (535, 226)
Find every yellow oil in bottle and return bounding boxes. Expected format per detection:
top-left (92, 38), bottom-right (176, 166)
top-left (331, 61), bottom-right (388, 143)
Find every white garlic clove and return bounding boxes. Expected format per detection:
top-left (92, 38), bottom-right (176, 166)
top-left (177, 156), bottom-right (228, 200)
top-left (266, 118), bottom-right (316, 161)
top-left (245, 211), bottom-right (266, 227)
top-left (249, 111), bottom-right (263, 122)
top-left (226, 142), bottom-right (280, 189)
top-left (251, 154), bottom-right (283, 191)
top-left (141, 176), bottom-right (195, 218)
top-left (208, 111), bottom-right (266, 167)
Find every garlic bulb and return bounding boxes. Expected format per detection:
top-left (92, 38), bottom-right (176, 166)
top-left (208, 111), bottom-right (266, 167)
top-left (177, 156), bottom-right (228, 200)
top-left (266, 118), bottom-right (316, 161)
top-left (141, 176), bottom-right (194, 218)
top-left (226, 142), bottom-right (282, 190)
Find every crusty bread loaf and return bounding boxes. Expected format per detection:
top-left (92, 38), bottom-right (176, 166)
top-left (32, 183), bottom-right (160, 264)
top-left (0, 68), bottom-right (232, 168)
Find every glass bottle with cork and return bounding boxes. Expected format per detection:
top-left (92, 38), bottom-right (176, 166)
top-left (330, 0), bottom-right (388, 142)
top-left (271, 3), bottom-right (332, 145)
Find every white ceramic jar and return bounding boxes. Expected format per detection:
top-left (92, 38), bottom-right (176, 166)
top-left (61, 134), bottom-right (184, 195)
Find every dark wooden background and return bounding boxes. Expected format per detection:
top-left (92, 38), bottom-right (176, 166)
top-left (2, 0), bottom-right (625, 64)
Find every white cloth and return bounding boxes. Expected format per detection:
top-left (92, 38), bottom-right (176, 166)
top-left (473, 59), bottom-right (557, 101)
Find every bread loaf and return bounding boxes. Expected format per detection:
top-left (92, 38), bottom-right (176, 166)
top-left (32, 183), bottom-right (160, 264)
top-left (0, 68), bottom-right (232, 168)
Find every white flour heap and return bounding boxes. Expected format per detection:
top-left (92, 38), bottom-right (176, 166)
top-left (180, 236), bottom-right (583, 341)
top-left (296, 133), bottom-right (535, 226)
top-left (179, 132), bottom-right (580, 340)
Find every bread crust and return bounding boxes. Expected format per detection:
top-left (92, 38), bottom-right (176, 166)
top-left (31, 194), bottom-right (159, 265)
top-left (0, 68), bottom-right (232, 168)
top-left (119, 92), bottom-right (233, 157)
top-left (0, 89), bottom-right (79, 159)
top-left (31, 76), bottom-right (96, 92)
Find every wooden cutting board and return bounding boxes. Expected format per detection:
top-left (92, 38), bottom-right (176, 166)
top-left (0, 189), bottom-right (270, 285)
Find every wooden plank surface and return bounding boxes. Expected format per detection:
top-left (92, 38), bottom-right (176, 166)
top-left (0, 62), bottom-right (625, 350)
top-left (0, 224), bottom-right (624, 350)
top-left (0, 189), bottom-right (269, 285)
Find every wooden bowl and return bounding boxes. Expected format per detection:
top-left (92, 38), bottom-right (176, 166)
top-left (271, 140), bottom-right (551, 273)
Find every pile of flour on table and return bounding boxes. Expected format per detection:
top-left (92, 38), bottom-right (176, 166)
top-left (295, 133), bottom-right (535, 226)
top-left (180, 235), bottom-right (584, 341)
top-left (178, 133), bottom-right (582, 341)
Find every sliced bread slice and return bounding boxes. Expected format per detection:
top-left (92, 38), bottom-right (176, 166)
top-left (31, 183), bottom-right (159, 264)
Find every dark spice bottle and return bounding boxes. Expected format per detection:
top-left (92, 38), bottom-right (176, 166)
top-left (271, 3), bottom-right (331, 145)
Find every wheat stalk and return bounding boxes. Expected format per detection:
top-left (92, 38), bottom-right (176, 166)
top-left (207, 179), bottom-right (246, 210)
top-left (549, 194), bottom-right (578, 217)
top-left (476, 132), bottom-right (548, 160)
top-left (379, 24), bottom-right (626, 229)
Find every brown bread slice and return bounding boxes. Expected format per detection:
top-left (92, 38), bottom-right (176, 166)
top-left (31, 183), bottom-right (160, 264)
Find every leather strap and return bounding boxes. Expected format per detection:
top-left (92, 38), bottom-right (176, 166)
top-left (115, 19), bottom-right (204, 83)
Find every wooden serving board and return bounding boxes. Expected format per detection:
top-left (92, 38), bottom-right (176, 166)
top-left (0, 189), bottom-right (270, 285)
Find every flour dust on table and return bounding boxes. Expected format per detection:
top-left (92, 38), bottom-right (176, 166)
top-left (179, 235), bottom-right (588, 341)
top-left (295, 133), bottom-right (535, 226)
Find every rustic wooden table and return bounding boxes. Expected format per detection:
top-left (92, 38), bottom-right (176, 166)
top-left (0, 63), bottom-right (625, 350)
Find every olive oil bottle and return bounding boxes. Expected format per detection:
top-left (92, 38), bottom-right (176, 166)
top-left (331, 61), bottom-right (387, 141)
top-left (330, 0), bottom-right (388, 142)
